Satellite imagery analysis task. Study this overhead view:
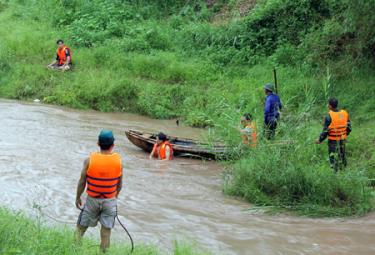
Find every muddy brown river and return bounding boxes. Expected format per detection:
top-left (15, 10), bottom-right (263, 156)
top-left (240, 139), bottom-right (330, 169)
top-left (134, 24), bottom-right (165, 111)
top-left (0, 99), bottom-right (374, 255)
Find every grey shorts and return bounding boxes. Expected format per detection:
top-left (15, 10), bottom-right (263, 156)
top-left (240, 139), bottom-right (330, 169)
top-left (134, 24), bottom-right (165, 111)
top-left (77, 196), bottom-right (117, 229)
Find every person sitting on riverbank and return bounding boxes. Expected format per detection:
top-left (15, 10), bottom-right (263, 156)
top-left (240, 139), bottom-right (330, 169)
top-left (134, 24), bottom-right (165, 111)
top-left (240, 113), bottom-right (257, 148)
top-left (149, 132), bottom-right (173, 160)
top-left (75, 130), bottom-right (123, 253)
top-left (47, 39), bottom-right (72, 71)
top-left (315, 98), bottom-right (351, 171)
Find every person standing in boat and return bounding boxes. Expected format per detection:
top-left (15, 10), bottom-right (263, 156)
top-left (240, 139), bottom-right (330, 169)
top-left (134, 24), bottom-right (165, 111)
top-left (149, 132), bottom-right (173, 160)
top-left (240, 113), bottom-right (257, 148)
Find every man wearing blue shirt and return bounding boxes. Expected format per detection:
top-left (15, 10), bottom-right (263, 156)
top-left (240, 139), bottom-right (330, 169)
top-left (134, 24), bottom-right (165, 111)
top-left (264, 83), bottom-right (282, 139)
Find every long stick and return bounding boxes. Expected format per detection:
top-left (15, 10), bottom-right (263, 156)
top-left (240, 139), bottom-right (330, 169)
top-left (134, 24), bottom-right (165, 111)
top-left (273, 68), bottom-right (278, 94)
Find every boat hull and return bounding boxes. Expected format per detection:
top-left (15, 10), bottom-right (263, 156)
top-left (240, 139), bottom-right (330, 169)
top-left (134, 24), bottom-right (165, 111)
top-left (125, 130), bottom-right (225, 160)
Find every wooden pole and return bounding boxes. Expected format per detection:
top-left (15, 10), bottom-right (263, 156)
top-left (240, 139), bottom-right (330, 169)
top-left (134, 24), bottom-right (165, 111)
top-left (273, 67), bottom-right (278, 94)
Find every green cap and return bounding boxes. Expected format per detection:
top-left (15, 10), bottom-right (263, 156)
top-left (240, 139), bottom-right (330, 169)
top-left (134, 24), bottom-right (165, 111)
top-left (98, 130), bottom-right (115, 145)
top-left (264, 83), bottom-right (274, 92)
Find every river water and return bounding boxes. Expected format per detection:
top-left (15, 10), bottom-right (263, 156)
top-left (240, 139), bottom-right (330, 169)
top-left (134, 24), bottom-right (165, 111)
top-left (0, 99), bottom-right (374, 255)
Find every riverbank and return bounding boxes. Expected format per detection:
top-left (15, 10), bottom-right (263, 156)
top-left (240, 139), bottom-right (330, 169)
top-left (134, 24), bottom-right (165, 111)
top-left (0, 208), bottom-right (207, 255)
top-left (0, 0), bottom-right (374, 217)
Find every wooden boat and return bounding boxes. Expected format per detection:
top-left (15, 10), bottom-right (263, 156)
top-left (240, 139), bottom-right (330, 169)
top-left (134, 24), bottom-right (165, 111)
top-left (125, 130), bottom-right (226, 160)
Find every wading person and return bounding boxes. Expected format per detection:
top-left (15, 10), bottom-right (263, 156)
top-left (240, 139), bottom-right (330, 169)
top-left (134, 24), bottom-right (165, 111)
top-left (75, 130), bottom-right (123, 252)
top-left (263, 83), bottom-right (282, 140)
top-left (47, 39), bottom-right (72, 71)
top-left (316, 98), bottom-right (351, 171)
top-left (240, 113), bottom-right (257, 148)
top-left (149, 132), bottom-right (173, 160)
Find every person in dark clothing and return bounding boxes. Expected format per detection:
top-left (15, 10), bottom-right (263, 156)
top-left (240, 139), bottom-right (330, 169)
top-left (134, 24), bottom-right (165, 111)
top-left (263, 83), bottom-right (282, 140)
top-left (316, 98), bottom-right (352, 171)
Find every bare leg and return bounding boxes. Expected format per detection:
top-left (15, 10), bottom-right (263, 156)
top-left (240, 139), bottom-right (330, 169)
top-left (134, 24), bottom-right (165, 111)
top-left (100, 226), bottom-right (111, 253)
top-left (62, 65), bottom-right (71, 71)
top-left (75, 224), bottom-right (88, 245)
top-left (47, 63), bottom-right (61, 70)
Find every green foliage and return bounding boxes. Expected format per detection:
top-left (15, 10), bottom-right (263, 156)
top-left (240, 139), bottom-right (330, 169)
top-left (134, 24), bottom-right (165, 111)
top-left (107, 80), bottom-right (139, 112)
top-left (173, 240), bottom-right (210, 255)
top-left (243, 0), bottom-right (330, 54)
top-left (0, 0), bottom-right (8, 12)
top-left (0, 208), bottom-right (206, 255)
top-left (271, 43), bottom-right (303, 67)
top-left (222, 120), bottom-right (373, 216)
top-left (11, 0), bottom-right (374, 68)
top-left (65, 1), bottom-right (136, 47)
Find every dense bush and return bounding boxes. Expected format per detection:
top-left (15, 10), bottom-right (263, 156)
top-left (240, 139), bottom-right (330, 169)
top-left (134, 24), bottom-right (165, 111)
top-left (13, 0), bottom-right (375, 68)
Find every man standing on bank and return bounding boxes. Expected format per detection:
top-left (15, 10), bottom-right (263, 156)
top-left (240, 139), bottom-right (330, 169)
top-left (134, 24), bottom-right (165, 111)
top-left (264, 83), bottom-right (282, 140)
top-left (75, 130), bottom-right (123, 252)
top-left (316, 98), bottom-right (351, 171)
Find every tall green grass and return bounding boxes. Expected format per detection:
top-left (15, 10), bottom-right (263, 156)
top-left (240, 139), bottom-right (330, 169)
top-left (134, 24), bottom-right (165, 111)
top-left (221, 120), bottom-right (374, 217)
top-left (212, 76), bottom-right (375, 216)
top-left (0, 1), bottom-right (374, 124)
top-left (0, 208), bottom-right (208, 255)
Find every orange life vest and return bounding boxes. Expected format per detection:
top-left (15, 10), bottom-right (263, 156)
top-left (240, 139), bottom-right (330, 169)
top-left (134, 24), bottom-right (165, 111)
top-left (86, 152), bottom-right (122, 199)
top-left (56, 46), bottom-right (71, 65)
top-left (242, 122), bottom-right (257, 148)
top-left (328, 110), bottom-right (349, 141)
top-left (152, 141), bottom-right (173, 160)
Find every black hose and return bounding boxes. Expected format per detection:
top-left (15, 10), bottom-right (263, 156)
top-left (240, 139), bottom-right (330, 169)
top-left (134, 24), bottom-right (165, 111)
top-left (116, 215), bottom-right (134, 254)
top-left (77, 207), bottom-right (134, 254)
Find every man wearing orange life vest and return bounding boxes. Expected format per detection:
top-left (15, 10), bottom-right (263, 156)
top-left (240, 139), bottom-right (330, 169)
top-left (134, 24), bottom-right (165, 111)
top-left (149, 132), bottom-right (173, 160)
top-left (316, 98), bottom-right (352, 171)
top-left (75, 130), bottom-right (123, 252)
top-left (240, 113), bottom-right (257, 148)
top-left (47, 39), bottom-right (72, 71)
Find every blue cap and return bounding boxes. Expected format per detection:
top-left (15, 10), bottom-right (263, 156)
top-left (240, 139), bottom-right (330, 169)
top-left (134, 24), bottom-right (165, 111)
top-left (98, 130), bottom-right (115, 145)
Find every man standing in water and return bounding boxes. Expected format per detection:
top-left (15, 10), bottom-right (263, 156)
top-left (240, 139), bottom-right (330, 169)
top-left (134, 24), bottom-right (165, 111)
top-left (75, 130), bottom-right (123, 252)
top-left (149, 132), bottom-right (173, 160)
top-left (263, 83), bottom-right (282, 140)
top-left (316, 98), bottom-right (351, 171)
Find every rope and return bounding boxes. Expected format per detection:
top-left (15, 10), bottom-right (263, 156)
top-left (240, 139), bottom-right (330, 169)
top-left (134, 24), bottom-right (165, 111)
top-left (43, 212), bottom-right (77, 225)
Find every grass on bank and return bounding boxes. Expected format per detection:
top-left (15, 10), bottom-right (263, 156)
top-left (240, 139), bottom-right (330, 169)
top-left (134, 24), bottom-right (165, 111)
top-left (1, 1), bottom-right (374, 125)
top-left (216, 107), bottom-right (375, 217)
top-left (0, 208), bottom-right (208, 255)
